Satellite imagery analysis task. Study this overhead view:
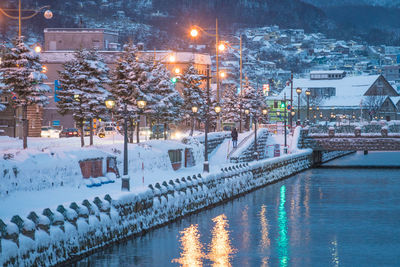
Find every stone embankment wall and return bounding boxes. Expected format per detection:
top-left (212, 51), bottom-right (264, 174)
top-left (0, 149), bottom-right (347, 266)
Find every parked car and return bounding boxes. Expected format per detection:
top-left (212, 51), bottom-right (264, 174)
top-left (41, 126), bottom-right (61, 138)
top-left (98, 126), bottom-right (117, 138)
top-left (59, 128), bottom-right (79, 138)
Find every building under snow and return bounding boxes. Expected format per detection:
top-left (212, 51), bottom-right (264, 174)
top-left (270, 70), bottom-right (399, 122)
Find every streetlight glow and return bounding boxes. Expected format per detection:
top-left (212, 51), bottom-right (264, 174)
top-left (192, 106), bottom-right (198, 113)
top-left (245, 109), bottom-right (250, 115)
top-left (174, 68), bottom-right (180, 74)
top-left (105, 97), bottom-right (116, 109)
top-left (41, 65), bottom-right (47, 73)
top-left (44, 10), bottom-right (53, 19)
top-left (262, 109), bottom-right (268, 115)
top-left (169, 55), bottom-right (176, 63)
top-left (219, 71), bottom-right (226, 78)
top-left (215, 106), bottom-right (221, 114)
top-left (137, 100), bottom-right (147, 109)
top-left (34, 45), bottom-right (42, 53)
top-left (218, 43), bottom-right (226, 51)
top-left (190, 28), bottom-right (199, 37)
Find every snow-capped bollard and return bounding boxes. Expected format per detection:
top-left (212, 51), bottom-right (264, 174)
top-left (354, 127), bottom-right (361, 137)
top-left (121, 175), bottom-right (130, 191)
top-left (329, 127), bottom-right (335, 137)
top-left (381, 126), bottom-right (388, 137)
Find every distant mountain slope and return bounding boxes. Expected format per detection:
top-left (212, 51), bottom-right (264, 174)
top-left (301, 0), bottom-right (400, 8)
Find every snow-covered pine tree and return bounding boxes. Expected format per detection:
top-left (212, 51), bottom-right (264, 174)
top-left (145, 60), bottom-right (182, 139)
top-left (78, 49), bottom-right (110, 145)
top-left (110, 43), bottom-right (149, 143)
top-left (0, 36), bottom-right (50, 149)
top-left (180, 64), bottom-right (204, 135)
top-left (221, 84), bottom-right (240, 123)
top-left (57, 58), bottom-right (86, 147)
top-left (241, 79), bottom-right (266, 129)
top-left (57, 49), bottom-right (110, 146)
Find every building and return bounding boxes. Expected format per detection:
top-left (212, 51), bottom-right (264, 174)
top-left (272, 70), bottom-right (399, 122)
top-left (39, 28), bottom-right (211, 129)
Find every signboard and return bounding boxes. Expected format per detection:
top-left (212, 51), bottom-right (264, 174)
top-left (273, 144), bottom-right (280, 157)
top-left (52, 120), bottom-right (60, 126)
top-left (287, 104), bottom-right (292, 111)
top-left (54, 80), bottom-right (61, 102)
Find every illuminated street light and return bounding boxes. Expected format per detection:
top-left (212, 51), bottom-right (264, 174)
top-left (41, 65), bottom-right (47, 73)
top-left (218, 43), bottom-right (226, 51)
top-left (34, 45), bottom-right (42, 53)
top-left (169, 55), bottom-right (176, 63)
top-left (219, 71), bottom-right (226, 78)
top-left (262, 108), bottom-right (268, 115)
top-left (190, 28), bottom-right (199, 37)
top-left (215, 105), bottom-right (221, 114)
top-left (174, 68), bottom-right (180, 75)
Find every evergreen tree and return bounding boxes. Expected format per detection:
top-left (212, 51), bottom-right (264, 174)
top-left (221, 84), bottom-right (240, 123)
top-left (57, 49), bottom-right (109, 146)
top-left (0, 36), bottom-right (49, 149)
top-left (145, 60), bottom-right (183, 139)
top-left (110, 43), bottom-right (148, 143)
top-left (241, 79), bottom-right (266, 129)
top-left (180, 64), bottom-right (204, 135)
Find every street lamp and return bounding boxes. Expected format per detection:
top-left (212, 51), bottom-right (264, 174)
top-left (214, 105), bottom-right (222, 132)
top-left (296, 87), bottom-right (302, 123)
top-left (262, 108), bottom-right (268, 115)
top-left (136, 100), bottom-right (147, 143)
top-left (305, 89), bottom-right (311, 122)
top-left (0, 1), bottom-right (52, 37)
top-left (105, 96), bottom-right (116, 143)
top-left (190, 106), bottom-right (198, 136)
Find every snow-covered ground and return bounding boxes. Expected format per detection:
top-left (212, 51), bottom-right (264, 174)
top-left (0, 129), bottom-right (297, 222)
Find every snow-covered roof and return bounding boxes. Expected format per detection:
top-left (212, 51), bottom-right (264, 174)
top-left (278, 75), bottom-right (380, 108)
top-left (41, 51), bottom-right (212, 65)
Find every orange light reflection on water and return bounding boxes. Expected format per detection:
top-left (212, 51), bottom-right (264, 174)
top-left (171, 224), bottom-right (205, 267)
top-left (208, 214), bottom-right (235, 267)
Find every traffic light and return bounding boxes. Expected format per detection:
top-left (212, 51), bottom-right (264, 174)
top-left (171, 77), bottom-right (178, 84)
top-left (280, 101), bottom-right (286, 108)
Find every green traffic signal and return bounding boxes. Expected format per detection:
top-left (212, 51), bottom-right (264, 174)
top-left (280, 101), bottom-right (286, 108)
top-left (171, 77), bottom-right (177, 83)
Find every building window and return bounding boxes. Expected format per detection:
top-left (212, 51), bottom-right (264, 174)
top-left (274, 101), bottom-right (278, 108)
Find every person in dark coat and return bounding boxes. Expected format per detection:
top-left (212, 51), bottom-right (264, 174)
top-left (231, 127), bottom-right (238, 148)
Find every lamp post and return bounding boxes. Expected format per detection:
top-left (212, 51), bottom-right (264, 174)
top-left (306, 89), bottom-right (311, 122)
top-left (105, 96), bottom-right (116, 144)
top-left (191, 106), bottom-right (198, 136)
top-left (203, 66), bottom-right (211, 172)
top-left (296, 87), bottom-right (302, 123)
top-left (121, 103), bottom-right (130, 191)
top-left (0, 0), bottom-right (52, 37)
top-left (136, 100), bottom-right (147, 144)
top-left (215, 105), bottom-right (221, 131)
top-left (284, 93), bottom-right (288, 154)
top-left (245, 109), bottom-right (250, 131)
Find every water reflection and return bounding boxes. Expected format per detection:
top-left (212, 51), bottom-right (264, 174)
top-left (208, 214), bottom-right (235, 267)
top-left (331, 236), bottom-right (339, 267)
top-left (172, 224), bottom-right (205, 267)
top-left (259, 205), bottom-right (271, 267)
top-left (278, 185), bottom-right (289, 267)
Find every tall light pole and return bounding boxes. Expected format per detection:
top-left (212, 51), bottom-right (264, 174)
top-left (203, 65), bottom-right (211, 172)
top-left (284, 93), bottom-right (288, 154)
top-left (289, 72), bottom-right (293, 128)
top-left (0, 1), bottom-right (52, 37)
top-left (190, 106), bottom-right (198, 136)
top-left (306, 89), bottom-right (311, 122)
top-left (136, 100), bottom-right (147, 144)
top-left (296, 87), bottom-right (302, 123)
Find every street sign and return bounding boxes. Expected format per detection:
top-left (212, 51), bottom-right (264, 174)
top-left (52, 120), bottom-right (60, 126)
top-left (54, 80), bottom-right (61, 102)
top-left (287, 104), bottom-right (292, 111)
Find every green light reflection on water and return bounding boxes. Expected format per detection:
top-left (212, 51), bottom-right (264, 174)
top-left (278, 185), bottom-right (289, 267)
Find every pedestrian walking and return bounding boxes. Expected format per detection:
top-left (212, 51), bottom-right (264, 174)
top-left (231, 127), bottom-right (238, 148)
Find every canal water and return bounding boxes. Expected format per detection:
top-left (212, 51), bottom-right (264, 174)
top-left (73, 152), bottom-right (400, 267)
